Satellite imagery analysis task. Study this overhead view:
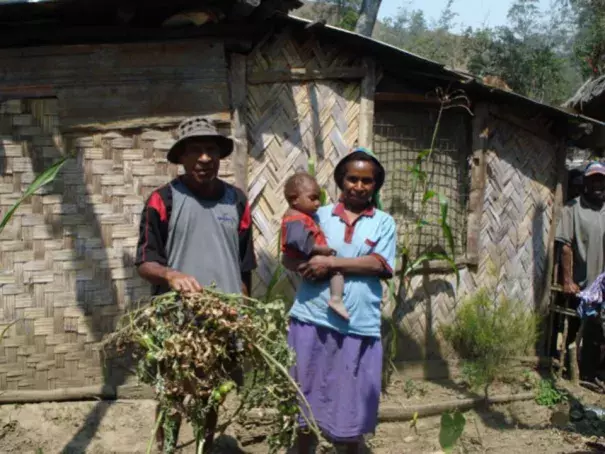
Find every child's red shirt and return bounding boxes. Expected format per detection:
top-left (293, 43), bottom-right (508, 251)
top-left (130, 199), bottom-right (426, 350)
top-left (280, 212), bottom-right (328, 260)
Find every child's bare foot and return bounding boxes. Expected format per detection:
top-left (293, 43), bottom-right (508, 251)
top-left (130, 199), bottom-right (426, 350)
top-left (328, 297), bottom-right (350, 321)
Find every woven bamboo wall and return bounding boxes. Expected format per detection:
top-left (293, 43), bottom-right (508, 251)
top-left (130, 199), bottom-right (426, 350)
top-left (0, 31), bottom-right (561, 388)
top-left (245, 32), bottom-right (362, 296)
top-left (0, 98), bottom-right (237, 390)
top-left (392, 113), bottom-right (557, 361)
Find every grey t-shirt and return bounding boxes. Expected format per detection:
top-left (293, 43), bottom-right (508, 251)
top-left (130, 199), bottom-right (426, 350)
top-left (167, 179), bottom-right (243, 294)
top-left (555, 195), bottom-right (605, 289)
top-left (135, 178), bottom-right (256, 296)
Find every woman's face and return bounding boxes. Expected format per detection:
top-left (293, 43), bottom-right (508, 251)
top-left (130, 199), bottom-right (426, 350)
top-left (341, 160), bottom-right (376, 208)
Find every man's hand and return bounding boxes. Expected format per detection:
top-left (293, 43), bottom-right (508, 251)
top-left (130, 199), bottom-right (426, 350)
top-left (166, 270), bottom-right (202, 293)
top-left (563, 280), bottom-right (580, 295)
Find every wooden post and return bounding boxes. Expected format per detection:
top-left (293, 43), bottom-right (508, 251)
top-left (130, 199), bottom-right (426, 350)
top-left (229, 52), bottom-right (248, 194)
top-left (544, 142), bottom-right (568, 360)
top-left (542, 142), bottom-right (567, 312)
top-left (558, 296), bottom-right (571, 379)
top-left (358, 57), bottom-right (376, 149)
top-left (466, 103), bottom-right (489, 266)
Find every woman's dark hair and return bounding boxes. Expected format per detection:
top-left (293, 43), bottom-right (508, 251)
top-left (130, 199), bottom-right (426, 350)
top-left (334, 151), bottom-right (385, 192)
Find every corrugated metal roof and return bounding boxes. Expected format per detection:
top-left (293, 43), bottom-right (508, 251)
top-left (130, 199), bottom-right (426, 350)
top-left (281, 14), bottom-right (605, 131)
top-left (0, 2), bottom-right (602, 137)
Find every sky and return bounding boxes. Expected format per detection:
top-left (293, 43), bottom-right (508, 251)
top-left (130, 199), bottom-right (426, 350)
top-left (377, 0), bottom-right (552, 31)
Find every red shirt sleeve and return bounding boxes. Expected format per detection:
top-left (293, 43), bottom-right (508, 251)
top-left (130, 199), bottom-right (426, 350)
top-left (235, 189), bottom-right (257, 273)
top-left (135, 189), bottom-right (170, 267)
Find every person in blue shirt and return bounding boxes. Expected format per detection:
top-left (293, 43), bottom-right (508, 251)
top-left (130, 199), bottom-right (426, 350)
top-left (283, 147), bottom-right (397, 454)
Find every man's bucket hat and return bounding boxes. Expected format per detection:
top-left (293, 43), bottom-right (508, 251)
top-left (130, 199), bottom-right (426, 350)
top-left (167, 116), bottom-right (234, 164)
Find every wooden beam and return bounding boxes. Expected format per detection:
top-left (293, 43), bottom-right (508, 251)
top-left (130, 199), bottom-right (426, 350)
top-left (541, 142), bottom-right (567, 310)
top-left (0, 24), bottom-right (265, 49)
top-left (465, 103), bottom-right (489, 266)
top-left (229, 53), bottom-right (249, 194)
top-left (358, 57), bottom-right (376, 149)
top-left (375, 92), bottom-right (440, 104)
top-left (0, 84), bottom-right (55, 99)
top-left (60, 113), bottom-right (231, 132)
top-left (396, 257), bottom-right (473, 275)
top-left (247, 66), bottom-right (366, 85)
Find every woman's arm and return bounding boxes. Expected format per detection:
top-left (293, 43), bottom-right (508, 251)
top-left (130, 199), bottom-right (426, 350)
top-left (298, 254), bottom-right (390, 280)
top-left (298, 215), bottom-right (397, 281)
top-left (331, 255), bottom-right (390, 277)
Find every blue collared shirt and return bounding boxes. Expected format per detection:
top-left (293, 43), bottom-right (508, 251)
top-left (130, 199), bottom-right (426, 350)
top-left (288, 203), bottom-right (397, 338)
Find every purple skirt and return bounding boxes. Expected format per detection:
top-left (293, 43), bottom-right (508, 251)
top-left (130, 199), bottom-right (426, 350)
top-left (287, 318), bottom-right (382, 442)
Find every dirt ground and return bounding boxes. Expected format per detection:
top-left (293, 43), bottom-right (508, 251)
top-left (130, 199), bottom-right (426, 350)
top-left (1, 374), bottom-right (605, 454)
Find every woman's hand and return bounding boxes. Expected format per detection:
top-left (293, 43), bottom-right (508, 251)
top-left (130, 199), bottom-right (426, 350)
top-left (298, 255), bottom-right (334, 280)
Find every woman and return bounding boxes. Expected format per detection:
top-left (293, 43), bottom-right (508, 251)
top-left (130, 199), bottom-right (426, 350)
top-left (283, 147), bottom-right (397, 453)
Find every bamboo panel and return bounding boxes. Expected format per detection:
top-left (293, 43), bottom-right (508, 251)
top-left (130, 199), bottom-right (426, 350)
top-left (395, 116), bottom-right (557, 360)
top-left (0, 98), bottom-right (235, 390)
top-left (246, 33), bottom-right (361, 296)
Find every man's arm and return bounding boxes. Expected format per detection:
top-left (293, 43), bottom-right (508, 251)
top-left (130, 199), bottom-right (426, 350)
top-left (135, 190), bottom-right (201, 293)
top-left (237, 191), bottom-right (257, 297)
top-left (555, 203), bottom-right (579, 294)
top-left (241, 272), bottom-right (251, 297)
top-left (560, 244), bottom-right (580, 294)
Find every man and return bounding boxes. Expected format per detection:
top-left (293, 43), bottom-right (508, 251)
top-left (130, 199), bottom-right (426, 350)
top-left (135, 116), bottom-right (256, 453)
top-left (555, 161), bottom-right (605, 382)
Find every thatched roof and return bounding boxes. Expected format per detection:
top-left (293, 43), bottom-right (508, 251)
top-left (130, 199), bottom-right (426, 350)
top-left (564, 75), bottom-right (605, 122)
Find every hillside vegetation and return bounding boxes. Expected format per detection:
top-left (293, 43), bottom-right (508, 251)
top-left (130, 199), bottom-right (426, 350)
top-left (292, 0), bottom-right (604, 106)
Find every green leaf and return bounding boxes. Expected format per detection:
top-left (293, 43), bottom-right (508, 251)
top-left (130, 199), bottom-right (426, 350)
top-left (405, 252), bottom-right (460, 288)
top-left (0, 157), bottom-right (68, 235)
top-left (416, 219), bottom-right (430, 229)
top-left (437, 194), bottom-right (456, 262)
top-left (408, 164), bottom-right (427, 182)
top-left (307, 158), bottom-right (316, 177)
top-left (422, 190), bottom-right (437, 203)
top-left (264, 230), bottom-right (285, 302)
top-left (319, 188), bottom-right (328, 206)
top-left (438, 194), bottom-right (449, 224)
top-left (439, 410), bottom-right (466, 452)
top-left (418, 148), bottom-right (431, 160)
top-left (405, 252), bottom-right (445, 275)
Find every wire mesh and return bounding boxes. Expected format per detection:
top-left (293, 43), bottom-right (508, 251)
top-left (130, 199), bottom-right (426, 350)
top-left (373, 104), bottom-right (471, 258)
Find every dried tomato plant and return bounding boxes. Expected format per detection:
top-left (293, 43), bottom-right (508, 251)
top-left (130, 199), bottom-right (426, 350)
top-left (104, 288), bottom-right (319, 454)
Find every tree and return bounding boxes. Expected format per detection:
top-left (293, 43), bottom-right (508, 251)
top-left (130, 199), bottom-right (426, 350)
top-left (376, 1), bottom-right (468, 70)
top-left (294, 0), bottom-right (361, 31)
top-left (464, 0), bottom-right (575, 103)
top-left (354, 0), bottom-right (382, 36)
top-left (564, 0), bottom-right (605, 77)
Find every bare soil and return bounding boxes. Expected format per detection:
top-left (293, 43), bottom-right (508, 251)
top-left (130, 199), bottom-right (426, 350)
top-left (1, 375), bottom-right (604, 454)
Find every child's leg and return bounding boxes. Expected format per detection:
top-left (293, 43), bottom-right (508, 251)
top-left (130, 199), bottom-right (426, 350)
top-left (328, 272), bottom-right (349, 320)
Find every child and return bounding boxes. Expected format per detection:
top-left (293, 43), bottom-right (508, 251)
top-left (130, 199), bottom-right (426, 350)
top-left (281, 172), bottom-right (349, 321)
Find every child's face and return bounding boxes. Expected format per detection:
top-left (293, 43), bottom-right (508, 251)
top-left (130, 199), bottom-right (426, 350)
top-left (292, 180), bottom-right (322, 214)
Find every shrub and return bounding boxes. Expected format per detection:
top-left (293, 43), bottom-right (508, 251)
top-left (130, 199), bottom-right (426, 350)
top-left (535, 379), bottom-right (567, 407)
top-left (441, 288), bottom-right (540, 394)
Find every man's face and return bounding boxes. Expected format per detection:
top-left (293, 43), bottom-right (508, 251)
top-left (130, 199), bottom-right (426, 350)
top-left (180, 139), bottom-right (221, 185)
top-left (585, 174), bottom-right (605, 202)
